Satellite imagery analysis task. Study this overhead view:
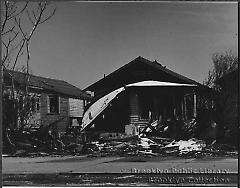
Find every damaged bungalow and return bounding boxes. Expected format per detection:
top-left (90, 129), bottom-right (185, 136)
top-left (82, 56), bottom-right (213, 139)
top-left (3, 70), bottom-right (91, 134)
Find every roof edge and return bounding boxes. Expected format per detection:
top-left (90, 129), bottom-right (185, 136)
top-left (84, 56), bottom-right (202, 91)
top-left (4, 69), bottom-right (92, 99)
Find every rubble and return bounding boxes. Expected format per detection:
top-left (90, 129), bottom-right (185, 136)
top-left (3, 121), bottom-right (238, 158)
top-left (3, 125), bottom-right (85, 157)
top-left (162, 138), bottom-right (206, 155)
top-left (80, 136), bottom-right (182, 157)
top-left (79, 134), bottom-right (238, 158)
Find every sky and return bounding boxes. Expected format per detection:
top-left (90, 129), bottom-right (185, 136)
top-left (17, 1), bottom-right (238, 89)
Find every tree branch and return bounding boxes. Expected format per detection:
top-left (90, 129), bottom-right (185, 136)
top-left (32, 10), bottom-right (37, 21)
top-left (28, 4), bottom-right (44, 40)
top-left (39, 8), bottom-right (56, 24)
top-left (26, 41), bottom-right (30, 76)
top-left (2, 38), bottom-right (12, 64)
top-left (8, 2), bottom-right (28, 20)
top-left (1, 25), bottom-right (16, 36)
top-left (14, 17), bottom-right (27, 40)
top-left (9, 31), bottom-right (19, 43)
top-left (26, 10), bottom-right (34, 26)
top-left (2, 40), bottom-right (8, 49)
top-left (13, 39), bottom-right (26, 71)
top-left (1, 1), bottom-right (9, 33)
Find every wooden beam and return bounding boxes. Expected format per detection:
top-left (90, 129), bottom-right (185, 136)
top-left (193, 92), bottom-right (197, 118)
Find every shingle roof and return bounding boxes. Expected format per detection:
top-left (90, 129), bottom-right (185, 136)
top-left (138, 56), bottom-right (200, 85)
top-left (4, 70), bottom-right (91, 99)
top-left (85, 56), bottom-right (201, 91)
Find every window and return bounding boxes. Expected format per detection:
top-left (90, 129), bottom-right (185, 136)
top-left (30, 95), bottom-right (40, 113)
top-left (31, 97), bottom-right (36, 112)
top-left (36, 97), bottom-right (40, 112)
top-left (48, 95), bottom-right (60, 114)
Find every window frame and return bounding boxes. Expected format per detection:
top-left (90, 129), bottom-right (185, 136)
top-left (35, 95), bottom-right (41, 113)
top-left (47, 94), bottom-right (60, 114)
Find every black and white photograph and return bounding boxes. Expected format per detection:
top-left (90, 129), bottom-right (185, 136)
top-left (1, 0), bottom-right (238, 186)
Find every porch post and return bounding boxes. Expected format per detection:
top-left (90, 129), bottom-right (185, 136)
top-left (181, 96), bottom-right (184, 120)
top-left (193, 91), bottom-right (197, 118)
top-left (184, 95), bottom-right (187, 120)
top-left (173, 94), bottom-right (176, 117)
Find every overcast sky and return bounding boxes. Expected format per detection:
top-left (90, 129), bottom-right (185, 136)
top-left (20, 1), bottom-right (237, 89)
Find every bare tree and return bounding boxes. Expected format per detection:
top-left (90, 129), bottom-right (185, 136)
top-left (2, 1), bottom-right (56, 72)
top-left (1, 1), bottom-right (56, 152)
top-left (204, 50), bottom-right (238, 90)
top-left (203, 50), bottom-right (238, 144)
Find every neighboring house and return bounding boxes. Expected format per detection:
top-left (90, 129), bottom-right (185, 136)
top-left (83, 56), bottom-right (212, 134)
top-left (3, 70), bottom-right (91, 133)
top-left (216, 68), bottom-right (238, 144)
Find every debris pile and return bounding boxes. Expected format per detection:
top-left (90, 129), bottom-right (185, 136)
top-left (3, 126), bottom-right (85, 157)
top-left (201, 143), bottom-right (238, 157)
top-left (80, 136), bottom-right (206, 157)
top-left (3, 123), bottom-right (238, 158)
top-left (80, 135), bottom-right (238, 158)
top-left (182, 118), bottom-right (198, 138)
top-left (162, 138), bottom-right (206, 155)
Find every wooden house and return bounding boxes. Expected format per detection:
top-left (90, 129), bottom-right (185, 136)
top-left (83, 56), bottom-right (212, 134)
top-left (3, 70), bottom-right (91, 134)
